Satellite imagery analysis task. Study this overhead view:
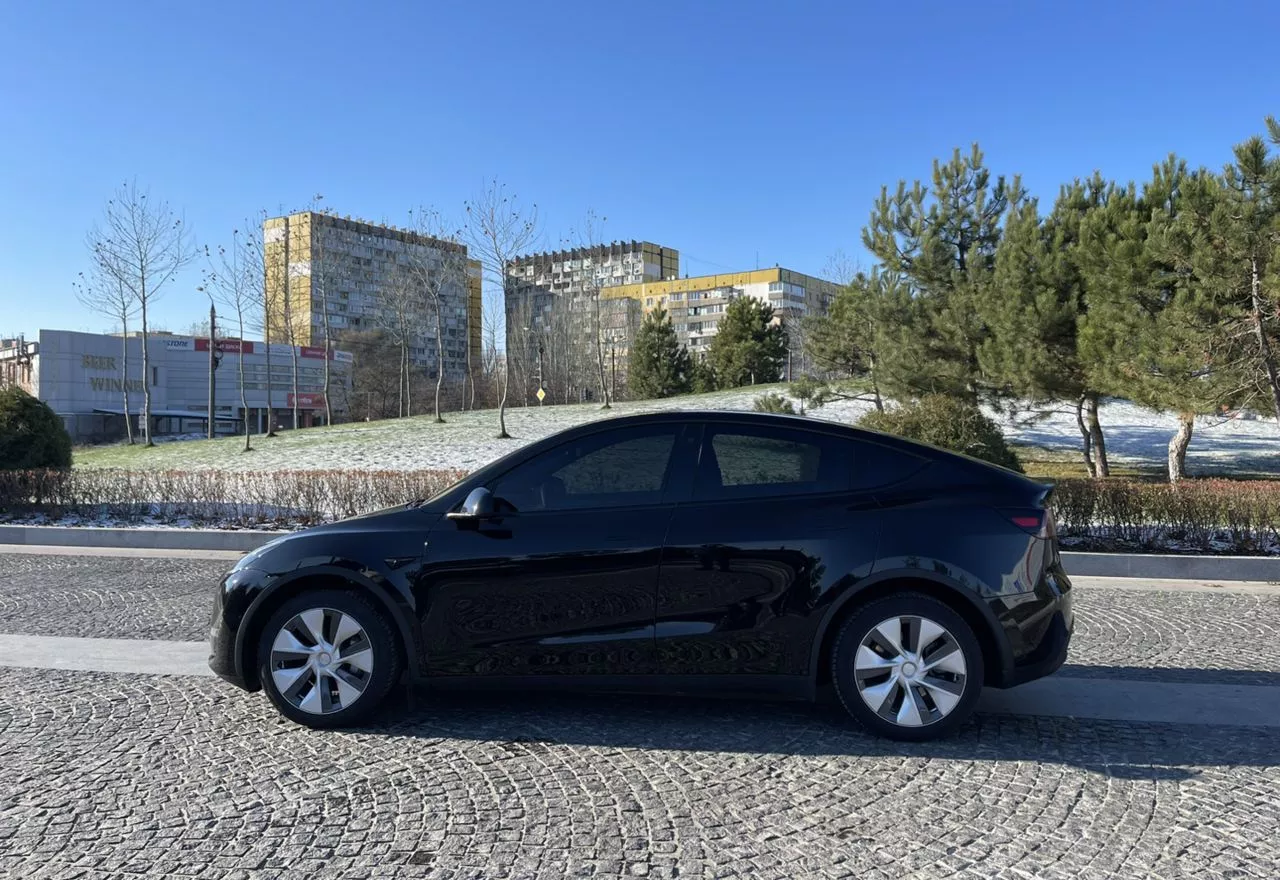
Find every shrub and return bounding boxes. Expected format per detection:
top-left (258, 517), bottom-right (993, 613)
top-left (0, 467), bottom-right (466, 528)
top-left (0, 386), bottom-right (72, 470)
top-left (1050, 478), bottom-right (1280, 555)
top-left (753, 391), bottom-right (795, 415)
top-left (859, 395), bottom-right (1022, 473)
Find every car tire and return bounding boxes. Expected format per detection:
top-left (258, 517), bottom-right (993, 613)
top-left (257, 588), bottom-right (403, 729)
top-left (831, 592), bottom-right (984, 742)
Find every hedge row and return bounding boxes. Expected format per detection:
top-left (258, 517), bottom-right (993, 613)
top-left (0, 468), bottom-right (466, 528)
top-left (1052, 478), bottom-right (1280, 555)
top-left (2, 469), bottom-right (1278, 554)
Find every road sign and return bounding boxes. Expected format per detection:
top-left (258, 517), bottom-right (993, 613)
top-left (536, 387), bottom-right (546, 403)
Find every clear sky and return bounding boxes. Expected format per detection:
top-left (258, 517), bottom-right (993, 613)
top-left (2, 0), bottom-right (1277, 340)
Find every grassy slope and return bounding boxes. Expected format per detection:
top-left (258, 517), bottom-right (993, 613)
top-left (74, 384), bottom-right (1280, 479)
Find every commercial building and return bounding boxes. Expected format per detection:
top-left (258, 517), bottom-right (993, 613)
top-left (263, 212), bottom-right (482, 381)
top-left (0, 329), bottom-right (352, 443)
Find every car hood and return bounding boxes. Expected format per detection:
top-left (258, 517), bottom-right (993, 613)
top-left (232, 504), bottom-right (440, 573)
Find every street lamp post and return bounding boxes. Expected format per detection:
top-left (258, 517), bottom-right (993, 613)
top-left (207, 302), bottom-right (222, 439)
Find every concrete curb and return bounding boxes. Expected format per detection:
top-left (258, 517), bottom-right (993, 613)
top-left (2, 526), bottom-right (1278, 581)
top-left (1060, 551), bottom-right (1280, 582)
top-left (0, 525), bottom-right (288, 552)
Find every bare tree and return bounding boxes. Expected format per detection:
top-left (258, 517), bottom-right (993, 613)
top-left (404, 209), bottom-right (470, 423)
top-left (204, 225), bottom-right (264, 453)
top-left (237, 211), bottom-right (281, 436)
top-left (87, 180), bottom-right (197, 445)
top-left (464, 180), bottom-right (539, 438)
top-left (73, 265), bottom-right (139, 444)
top-left (564, 211), bottom-right (613, 408)
top-left (377, 266), bottom-right (425, 418)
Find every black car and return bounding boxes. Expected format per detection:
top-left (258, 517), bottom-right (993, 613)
top-left (210, 411), bottom-right (1073, 741)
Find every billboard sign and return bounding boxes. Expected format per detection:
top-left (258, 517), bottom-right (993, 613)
top-left (287, 392), bottom-right (326, 409)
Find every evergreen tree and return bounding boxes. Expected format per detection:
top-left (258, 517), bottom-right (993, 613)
top-left (689, 356), bottom-right (717, 393)
top-left (627, 306), bottom-right (691, 399)
top-left (803, 268), bottom-right (916, 411)
top-left (1078, 157), bottom-right (1243, 481)
top-left (863, 144), bottom-right (1022, 402)
top-left (980, 174), bottom-right (1116, 477)
top-left (707, 296), bottom-right (787, 388)
top-left (1172, 119), bottom-right (1280, 426)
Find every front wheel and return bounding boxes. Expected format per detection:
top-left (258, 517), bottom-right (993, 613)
top-left (258, 589), bottom-right (403, 728)
top-left (831, 592), bottom-right (984, 741)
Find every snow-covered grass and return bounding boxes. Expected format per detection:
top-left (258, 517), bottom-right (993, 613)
top-left (73, 385), bottom-right (1280, 477)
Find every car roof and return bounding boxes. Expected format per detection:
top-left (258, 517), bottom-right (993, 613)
top-left (553, 409), bottom-right (915, 450)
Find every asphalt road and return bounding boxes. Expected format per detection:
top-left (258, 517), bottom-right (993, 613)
top-left (1, 548), bottom-right (1278, 879)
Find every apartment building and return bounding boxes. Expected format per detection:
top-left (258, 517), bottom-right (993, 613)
top-left (505, 242), bottom-right (677, 400)
top-left (263, 212), bottom-right (482, 381)
top-left (602, 267), bottom-right (840, 377)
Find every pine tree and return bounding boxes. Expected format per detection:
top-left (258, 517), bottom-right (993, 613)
top-left (707, 297), bottom-right (787, 388)
top-left (1172, 119), bottom-right (1280, 426)
top-left (803, 267), bottom-right (915, 411)
top-left (1078, 157), bottom-right (1244, 481)
top-left (979, 175), bottom-right (1115, 477)
top-left (627, 306), bottom-right (691, 399)
top-left (689, 356), bottom-right (717, 393)
top-left (862, 144), bottom-right (1022, 403)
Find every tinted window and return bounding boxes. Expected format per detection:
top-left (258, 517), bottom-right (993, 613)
top-left (491, 428), bottom-right (678, 512)
top-left (849, 440), bottom-right (927, 490)
top-left (695, 426), bottom-right (848, 500)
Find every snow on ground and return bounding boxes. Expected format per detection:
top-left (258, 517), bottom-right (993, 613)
top-left (73, 386), bottom-right (1280, 476)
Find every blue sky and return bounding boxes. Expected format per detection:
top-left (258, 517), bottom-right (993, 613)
top-left (2, 0), bottom-right (1277, 340)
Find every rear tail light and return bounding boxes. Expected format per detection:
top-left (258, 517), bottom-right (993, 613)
top-left (1000, 509), bottom-right (1047, 536)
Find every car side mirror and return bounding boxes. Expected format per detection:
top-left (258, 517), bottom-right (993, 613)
top-left (447, 487), bottom-right (497, 522)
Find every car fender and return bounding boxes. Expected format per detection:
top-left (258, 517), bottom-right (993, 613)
top-left (808, 566), bottom-right (1015, 688)
top-left (234, 563), bottom-right (423, 686)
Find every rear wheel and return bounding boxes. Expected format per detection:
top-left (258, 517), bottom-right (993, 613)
top-left (257, 589), bottom-right (403, 728)
top-left (831, 592), bottom-right (984, 741)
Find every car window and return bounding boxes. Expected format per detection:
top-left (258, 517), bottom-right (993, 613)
top-left (849, 440), bottom-right (927, 490)
top-left (695, 426), bottom-right (849, 500)
top-left (491, 428), bottom-right (679, 512)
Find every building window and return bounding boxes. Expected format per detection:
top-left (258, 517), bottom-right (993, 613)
top-left (151, 367), bottom-right (159, 386)
top-left (645, 298), bottom-right (653, 307)
top-left (769, 281), bottom-right (784, 293)
top-left (669, 292), bottom-right (683, 301)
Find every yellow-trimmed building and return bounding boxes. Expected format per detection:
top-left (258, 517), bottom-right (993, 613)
top-left (601, 266), bottom-right (840, 372)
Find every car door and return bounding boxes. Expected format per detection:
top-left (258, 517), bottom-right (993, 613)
top-left (416, 423), bottom-right (696, 680)
top-left (656, 421), bottom-right (882, 679)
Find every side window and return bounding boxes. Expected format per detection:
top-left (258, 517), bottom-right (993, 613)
top-left (491, 428), bottom-right (679, 512)
top-left (849, 441), bottom-right (927, 490)
top-left (695, 426), bottom-right (849, 500)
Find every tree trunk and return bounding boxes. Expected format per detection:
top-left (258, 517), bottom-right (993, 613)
top-left (498, 355), bottom-right (511, 439)
top-left (594, 293), bottom-right (610, 409)
top-left (285, 215), bottom-right (299, 431)
top-left (140, 287), bottom-right (153, 446)
top-left (1250, 257), bottom-right (1280, 425)
top-left (120, 317), bottom-right (134, 445)
top-left (322, 324), bottom-right (333, 426)
top-left (264, 333), bottom-right (276, 437)
top-left (290, 347), bottom-right (300, 429)
top-left (237, 308), bottom-right (251, 453)
top-left (434, 306), bottom-right (445, 423)
top-left (1085, 393), bottom-right (1109, 477)
top-left (865, 345), bottom-right (885, 412)
top-left (1168, 412), bottom-right (1195, 482)
top-left (1074, 394), bottom-right (1097, 478)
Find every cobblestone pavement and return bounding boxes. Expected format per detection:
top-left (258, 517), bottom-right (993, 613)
top-left (1, 554), bottom-right (1279, 879)
top-left (0, 554), bottom-right (224, 641)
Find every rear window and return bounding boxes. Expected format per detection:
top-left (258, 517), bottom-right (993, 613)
top-left (849, 441), bottom-right (927, 490)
